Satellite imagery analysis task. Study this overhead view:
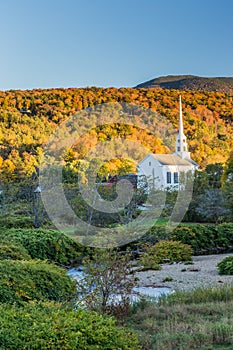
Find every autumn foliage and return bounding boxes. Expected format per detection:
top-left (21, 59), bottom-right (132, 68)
top-left (0, 87), bottom-right (232, 181)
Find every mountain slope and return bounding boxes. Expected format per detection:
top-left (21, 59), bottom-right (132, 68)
top-left (135, 75), bottom-right (233, 94)
top-left (0, 87), bottom-right (232, 181)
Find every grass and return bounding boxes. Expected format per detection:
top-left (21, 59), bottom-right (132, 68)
top-left (153, 217), bottom-right (170, 226)
top-left (161, 284), bottom-right (233, 305)
top-left (126, 217), bottom-right (211, 228)
top-left (126, 284), bottom-right (233, 350)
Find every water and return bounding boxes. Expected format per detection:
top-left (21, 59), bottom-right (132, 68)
top-left (68, 267), bottom-right (173, 303)
top-left (68, 267), bottom-right (85, 282)
top-left (132, 286), bottom-right (172, 300)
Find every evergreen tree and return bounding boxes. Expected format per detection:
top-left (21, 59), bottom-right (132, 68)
top-left (222, 151), bottom-right (233, 220)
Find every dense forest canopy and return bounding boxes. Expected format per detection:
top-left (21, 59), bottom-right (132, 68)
top-left (0, 87), bottom-right (232, 182)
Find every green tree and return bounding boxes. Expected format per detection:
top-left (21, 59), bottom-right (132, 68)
top-left (222, 151), bottom-right (233, 220)
top-left (206, 163), bottom-right (224, 188)
top-left (196, 189), bottom-right (229, 223)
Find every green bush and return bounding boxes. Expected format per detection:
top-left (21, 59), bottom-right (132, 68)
top-left (217, 256), bottom-right (233, 275)
top-left (136, 223), bottom-right (233, 255)
top-left (0, 213), bottom-right (33, 228)
top-left (169, 223), bottom-right (233, 253)
top-left (216, 223), bottom-right (233, 248)
top-left (141, 240), bottom-right (193, 268)
top-left (0, 228), bottom-right (84, 265)
top-left (0, 241), bottom-right (31, 260)
top-left (0, 260), bottom-right (77, 304)
top-left (170, 224), bottom-right (218, 252)
top-left (0, 302), bottom-right (140, 349)
top-left (126, 225), bottom-right (167, 252)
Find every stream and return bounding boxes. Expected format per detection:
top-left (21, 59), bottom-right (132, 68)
top-left (68, 267), bottom-right (173, 303)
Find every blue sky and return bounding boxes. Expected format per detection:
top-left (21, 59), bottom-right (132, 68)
top-left (0, 0), bottom-right (232, 90)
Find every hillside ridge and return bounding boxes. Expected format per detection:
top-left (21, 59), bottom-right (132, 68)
top-left (135, 75), bottom-right (233, 94)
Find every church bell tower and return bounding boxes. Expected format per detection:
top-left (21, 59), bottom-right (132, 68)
top-left (176, 95), bottom-right (191, 159)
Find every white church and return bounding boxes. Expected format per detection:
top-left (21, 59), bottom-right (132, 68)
top-left (137, 96), bottom-right (198, 189)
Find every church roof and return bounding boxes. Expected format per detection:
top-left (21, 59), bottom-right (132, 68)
top-left (151, 153), bottom-right (195, 166)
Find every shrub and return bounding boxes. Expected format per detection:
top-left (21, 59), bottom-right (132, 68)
top-left (0, 228), bottom-right (84, 265)
top-left (141, 240), bottom-right (193, 267)
top-left (216, 223), bottom-right (233, 248)
top-left (0, 260), bottom-right (77, 304)
top-left (131, 223), bottom-right (233, 255)
top-left (138, 257), bottom-right (161, 271)
top-left (78, 249), bottom-right (136, 317)
top-left (125, 225), bottom-right (167, 252)
top-left (162, 276), bottom-right (173, 282)
top-left (0, 213), bottom-right (33, 228)
top-left (0, 302), bottom-right (140, 350)
top-left (217, 256), bottom-right (233, 275)
top-left (140, 225), bottom-right (167, 245)
top-left (170, 223), bottom-right (233, 254)
top-left (0, 241), bottom-right (31, 260)
top-left (170, 224), bottom-right (218, 252)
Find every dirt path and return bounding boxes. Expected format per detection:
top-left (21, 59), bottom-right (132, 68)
top-left (135, 253), bottom-right (233, 292)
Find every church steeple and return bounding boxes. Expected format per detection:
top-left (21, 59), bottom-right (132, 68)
top-left (176, 95), bottom-right (190, 159)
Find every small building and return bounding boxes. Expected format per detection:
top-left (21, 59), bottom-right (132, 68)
top-left (137, 96), bottom-right (198, 190)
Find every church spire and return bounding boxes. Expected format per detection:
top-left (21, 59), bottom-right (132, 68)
top-left (176, 95), bottom-right (190, 159)
top-left (179, 95), bottom-right (184, 136)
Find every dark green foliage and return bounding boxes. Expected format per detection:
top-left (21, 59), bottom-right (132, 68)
top-left (217, 256), bottom-right (233, 275)
top-left (0, 260), bottom-right (77, 304)
top-left (222, 152), bottom-right (233, 221)
top-left (195, 189), bottom-right (230, 223)
top-left (216, 223), bottom-right (233, 248)
top-left (0, 214), bottom-right (33, 228)
top-left (170, 224), bottom-right (218, 252)
top-left (0, 241), bottom-right (31, 260)
top-left (170, 223), bottom-right (233, 254)
top-left (141, 240), bottom-right (193, 267)
top-left (130, 225), bottom-right (166, 249)
top-left (205, 163), bottom-right (224, 189)
top-left (162, 276), bottom-right (173, 282)
top-left (128, 222), bottom-right (231, 252)
top-left (0, 302), bottom-right (140, 350)
top-left (184, 165), bottom-right (230, 223)
top-left (0, 228), bottom-right (84, 265)
top-left (127, 223), bottom-right (233, 255)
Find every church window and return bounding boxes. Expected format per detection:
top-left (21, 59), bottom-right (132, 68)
top-left (149, 161), bottom-right (151, 166)
top-left (167, 172), bottom-right (171, 184)
top-left (174, 172), bottom-right (179, 183)
top-left (177, 147), bottom-right (180, 151)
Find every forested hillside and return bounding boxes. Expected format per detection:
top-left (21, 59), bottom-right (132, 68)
top-left (136, 75), bottom-right (233, 94)
top-left (0, 87), bottom-right (232, 181)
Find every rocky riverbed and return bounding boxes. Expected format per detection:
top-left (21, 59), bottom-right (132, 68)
top-left (135, 253), bottom-right (233, 292)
